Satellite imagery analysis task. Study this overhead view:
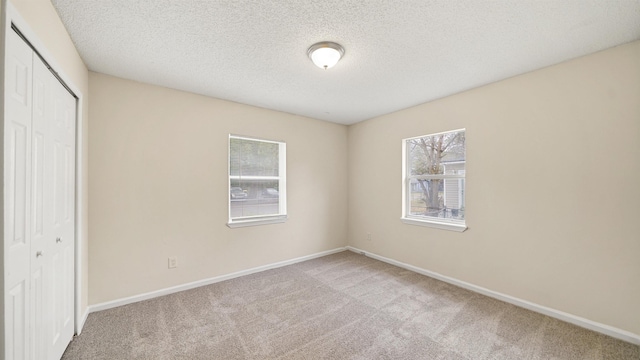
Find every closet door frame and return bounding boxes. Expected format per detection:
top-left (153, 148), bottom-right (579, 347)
top-left (3, 1), bottom-right (87, 341)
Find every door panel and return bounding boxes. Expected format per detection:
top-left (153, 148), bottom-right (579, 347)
top-left (5, 29), bottom-right (33, 360)
top-left (8, 124), bottom-right (28, 247)
top-left (31, 52), bottom-right (53, 360)
top-left (8, 282), bottom-right (27, 360)
top-left (51, 251), bottom-right (61, 345)
top-left (29, 269), bottom-right (45, 359)
top-left (49, 68), bottom-right (76, 360)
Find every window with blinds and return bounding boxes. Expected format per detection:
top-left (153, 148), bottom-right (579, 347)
top-left (228, 135), bottom-right (287, 228)
top-left (402, 129), bottom-right (467, 232)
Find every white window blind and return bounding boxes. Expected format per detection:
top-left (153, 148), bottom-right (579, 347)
top-left (228, 135), bottom-right (287, 228)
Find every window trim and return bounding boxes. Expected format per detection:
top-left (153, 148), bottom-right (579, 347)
top-left (401, 129), bottom-right (467, 232)
top-left (400, 217), bottom-right (467, 232)
top-left (227, 135), bottom-right (287, 228)
top-left (227, 215), bottom-right (287, 228)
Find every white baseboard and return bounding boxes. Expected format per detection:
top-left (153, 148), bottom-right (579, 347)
top-left (88, 247), bottom-right (347, 314)
top-left (346, 246), bottom-right (640, 345)
top-left (86, 245), bottom-right (639, 345)
top-left (75, 308), bottom-right (89, 335)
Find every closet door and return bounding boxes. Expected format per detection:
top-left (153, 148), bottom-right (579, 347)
top-left (4, 28), bottom-right (76, 360)
top-left (4, 28), bottom-right (34, 360)
top-left (30, 49), bottom-right (53, 360)
top-left (49, 67), bottom-right (76, 360)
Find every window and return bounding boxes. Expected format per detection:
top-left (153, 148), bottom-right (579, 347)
top-left (228, 135), bottom-right (286, 228)
top-left (402, 129), bottom-right (466, 232)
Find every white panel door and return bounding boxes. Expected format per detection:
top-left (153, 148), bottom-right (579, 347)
top-left (4, 29), bottom-right (34, 360)
top-left (5, 28), bottom-right (76, 360)
top-left (49, 67), bottom-right (76, 360)
top-left (31, 51), bottom-right (54, 360)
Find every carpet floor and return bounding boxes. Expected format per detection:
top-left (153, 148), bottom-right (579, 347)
top-left (62, 251), bottom-right (639, 359)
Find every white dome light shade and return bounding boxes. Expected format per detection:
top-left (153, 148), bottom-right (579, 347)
top-left (308, 42), bottom-right (345, 70)
top-left (310, 47), bottom-right (341, 69)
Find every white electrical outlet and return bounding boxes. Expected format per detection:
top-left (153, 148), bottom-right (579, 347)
top-left (168, 257), bottom-right (177, 269)
top-left (367, 233), bottom-right (372, 241)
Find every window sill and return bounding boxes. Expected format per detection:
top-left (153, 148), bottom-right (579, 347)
top-left (401, 217), bottom-right (467, 232)
top-left (227, 216), bottom-right (287, 228)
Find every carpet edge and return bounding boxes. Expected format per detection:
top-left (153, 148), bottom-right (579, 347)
top-left (88, 247), bottom-right (347, 314)
top-left (345, 246), bottom-right (640, 346)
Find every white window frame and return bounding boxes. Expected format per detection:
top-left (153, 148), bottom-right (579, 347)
top-left (401, 129), bottom-right (467, 232)
top-left (227, 135), bottom-right (287, 228)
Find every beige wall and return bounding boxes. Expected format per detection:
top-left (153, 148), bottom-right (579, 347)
top-left (348, 40), bottom-right (640, 336)
top-left (88, 72), bottom-right (348, 304)
top-left (5, 0), bottom-right (90, 320)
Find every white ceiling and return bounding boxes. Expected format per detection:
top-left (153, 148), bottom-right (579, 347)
top-left (51, 1), bottom-right (640, 125)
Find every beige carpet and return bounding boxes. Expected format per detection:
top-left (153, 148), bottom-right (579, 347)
top-left (62, 251), bottom-right (639, 359)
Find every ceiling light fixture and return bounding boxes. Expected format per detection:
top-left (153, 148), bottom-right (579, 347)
top-left (308, 42), bottom-right (345, 70)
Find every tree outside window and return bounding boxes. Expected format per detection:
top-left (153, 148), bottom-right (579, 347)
top-left (403, 129), bottom-right (466, 231)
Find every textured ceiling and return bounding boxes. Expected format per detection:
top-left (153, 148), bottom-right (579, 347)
top-left (51, 0), bottom-right (640, 125)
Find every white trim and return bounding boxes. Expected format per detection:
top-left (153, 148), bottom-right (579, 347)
top-left (404, 128), bottom-right (466, 142)
top-left (401, 217), bottom-right (467, 232)
top-left (88, 247), bottom-right (347, 313)
top-left (74, 91), bottom-right (85, 334)
top-left (229, 134), bottom-right (283, 144)
top-left (228, 135), bottom-right (287, 225)
top-left (75, 309), bottom-right (89, 335)
top-left (345, 246), bottom-right (640, 345)
top-left (227, 215), bottom-right (287, 228)
top-left (5, 3), bottom-right (87, 335)
top-left (411, 174), bottom-right (465, 180)
top-left (229, 175), bottom-right (279, 181)
top-left (278, 141), bottom-right (287, 215)
top-left (401, 139), bottom-right (409, 216)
